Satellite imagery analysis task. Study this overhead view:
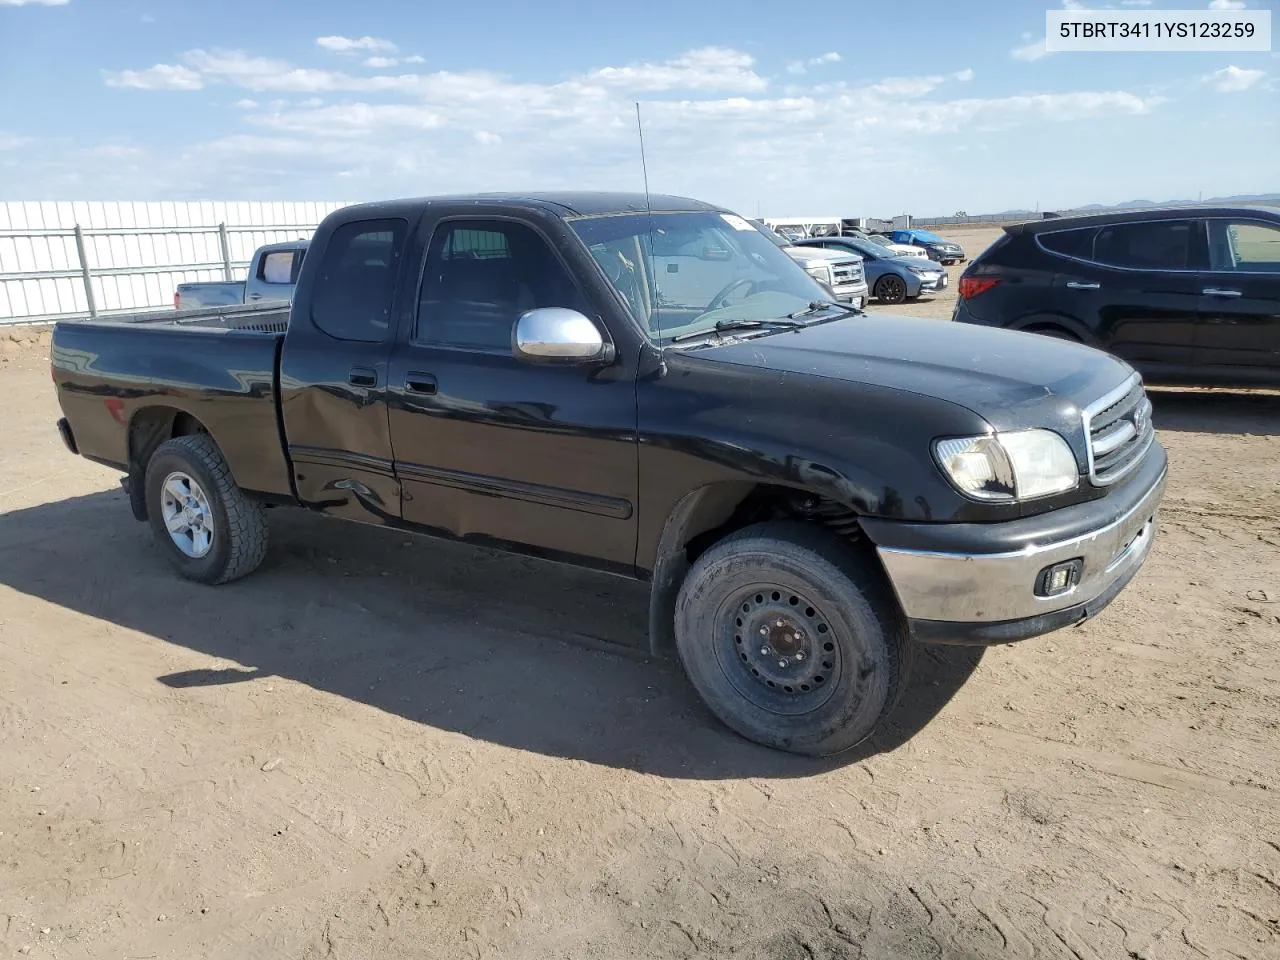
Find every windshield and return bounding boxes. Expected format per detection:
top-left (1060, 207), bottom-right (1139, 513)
top-left (570, 211), bottom-right (834, 342)
top-left (827, 237), bottom-right (886, 260)
top-left (868, 235), bottom-right (894, 247)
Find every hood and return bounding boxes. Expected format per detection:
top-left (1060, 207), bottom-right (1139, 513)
top-left (702, 314), bottom-right (1133, 435)
top-left (783, 244), bottom-right (860, 265)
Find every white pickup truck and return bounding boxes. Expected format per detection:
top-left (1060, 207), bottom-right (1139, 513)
top-left (753, 222), bottom-right (869, 308)
top-left (174, 240), bottom-right (309, 310)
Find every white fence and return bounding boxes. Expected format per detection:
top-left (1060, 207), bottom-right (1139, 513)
top-left (0, 201), bottom-right (350, 325)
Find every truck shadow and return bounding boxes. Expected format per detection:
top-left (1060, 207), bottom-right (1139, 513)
top-left (0, 490), bottom-right (982, 779)
top-left (1148, 387), bottom-right (1280, 437)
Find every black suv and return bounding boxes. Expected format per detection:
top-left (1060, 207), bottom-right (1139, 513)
top-left (952, 206), bottom-right (1280, 387)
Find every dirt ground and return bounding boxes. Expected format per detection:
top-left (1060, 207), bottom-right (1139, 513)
top-left (2, 228), bottom-right (1278, 959)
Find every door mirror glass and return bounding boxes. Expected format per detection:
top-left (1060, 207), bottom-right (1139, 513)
top-left (513, 308), bottom-right (611, 363)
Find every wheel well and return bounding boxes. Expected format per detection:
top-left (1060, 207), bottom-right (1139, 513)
top-left (1022, 323), bottom-right (1081, 341)
top-left (125, 407), bottom-right (212, 521)
top-left (646, 482), bottom-right (870, 655)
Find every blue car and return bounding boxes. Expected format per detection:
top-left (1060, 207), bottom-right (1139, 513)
top-left (794, 236), bottom-right (948, 304)
top-left (885, 229), bottom-right (966, 265)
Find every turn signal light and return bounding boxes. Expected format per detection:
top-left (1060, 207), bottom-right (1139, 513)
top-left (958, 276), bottom-right (1000, 300)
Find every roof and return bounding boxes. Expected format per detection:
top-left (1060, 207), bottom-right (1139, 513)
top-left (333, 191), bottom-right (724, 221)
top-left (1008, 204), bottom-right (1280, 234)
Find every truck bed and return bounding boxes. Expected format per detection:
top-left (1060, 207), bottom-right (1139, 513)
top-left (51, 302), bottom-right (294, 499)
top-left (100, 301), bottom-right (290, 334)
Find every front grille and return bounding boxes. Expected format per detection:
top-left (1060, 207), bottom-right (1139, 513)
top-left (832, 262), bottom-right (863, 285)
top-left (1084, 375), bottom-right (1154, 485)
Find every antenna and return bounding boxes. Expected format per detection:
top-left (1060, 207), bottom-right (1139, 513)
top-left (635, 101), bottom-right (652, 206)
top-left (635, 101), bottom-right (661, 343)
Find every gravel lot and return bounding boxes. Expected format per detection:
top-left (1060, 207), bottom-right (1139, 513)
top-left (2, 228), bottom-right (1278, 959)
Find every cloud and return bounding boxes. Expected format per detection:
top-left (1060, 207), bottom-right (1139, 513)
top-left (1205, 64), bottom-right (1265, 91)
top-left (90, 42), bottom-right (1166, 211)
top-left (1120, 0), bottom-right (1153, 5)
top-left (316, 35), bottom-right (397, 54)
top-left (786, 51), bottom-right (841, 75)
top-left (1208, 0), bottom-right (1245, 9)
top-left (1011, 38), bottom-right (1051, 61)
top-left (364, 56), bottom-right (399, 68)
top-left (104, 63), bottom-right (204, 90)
top-left (586, 47), bottom-right (767, 93)
top-left (404, 55), bottom-right (426, 65)
top-left (90, 144), bottom-right (143, 158)
top-left (0, 0), bottom-right (69, 5)
top-left (140, 13), bottom-right (155, 22)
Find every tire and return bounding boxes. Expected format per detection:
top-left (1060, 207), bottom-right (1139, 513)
top-left (674, 521), bottom-right (911, 756)
top-left (144, 434), bottom-right (268, 584)
top-left (875, 274), bottom-right (908, 305)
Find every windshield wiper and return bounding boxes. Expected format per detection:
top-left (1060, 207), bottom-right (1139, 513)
top-left (671, 317), bottom-right (805, 342)
top-left (788, 299), bottom-right (863, 320)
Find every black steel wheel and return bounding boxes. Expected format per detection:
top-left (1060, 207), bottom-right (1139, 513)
top-left (674, 521), bottom-right (911, 756)
top-left (875, 274), bottom-right (908, 304)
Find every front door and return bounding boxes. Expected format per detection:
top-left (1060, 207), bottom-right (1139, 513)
top-left (279, 217), bottom-right (411, 525)
top-left (1195, 217), bottom-right (1280, 379)
top-left (385, 214), bottom-right (639, 570)
top-left (1054, 217), bottom-right (1203, 373)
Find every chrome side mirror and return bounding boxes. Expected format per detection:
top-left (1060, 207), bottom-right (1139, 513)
top-left (513, 308), bottom-right (614, 364)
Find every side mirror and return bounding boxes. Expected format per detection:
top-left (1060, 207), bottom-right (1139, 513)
top-left (513, 308), bottom-right (614, 365)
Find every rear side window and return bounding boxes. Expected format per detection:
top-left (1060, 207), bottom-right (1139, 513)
top-left (258, 250), bottom-right (298, 285)
top-left (1208, 219), bottom-right (1280, 273)
top-left (310, 219), bottom-right (407, 342)
top-left (1037, 228), bottom-right (1095, 259)
top-left (1093, 220), bottom-right (1194, 270)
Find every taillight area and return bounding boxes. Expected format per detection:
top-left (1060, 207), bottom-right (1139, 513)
top-left (174, 292), bottom-right (181, 309)
top-left (958, 276), bottom-right (1000, 300)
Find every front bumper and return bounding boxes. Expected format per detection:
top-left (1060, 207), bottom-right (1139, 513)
top-left (832, 280), bottom-right (869, 310)
top-left (913, 271), bottom-right (948, 294)
top-left (864, 448), bottom-right (1167, 645)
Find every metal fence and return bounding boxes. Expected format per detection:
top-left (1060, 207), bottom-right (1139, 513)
top-left (0, 201), bottom-right (348, 325)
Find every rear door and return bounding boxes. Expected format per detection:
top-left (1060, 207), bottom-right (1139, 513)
top-left (385, 211), bottom-right (640, 569)
top-left (279, 217), bottom-right (410, 525)
top-left (1195, 216), bottom-right (1280, 379)
top-left (1053, 218), bottom-right (1203, 371)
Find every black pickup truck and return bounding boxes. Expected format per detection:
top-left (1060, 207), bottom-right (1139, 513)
top-left (51, 192), bottom-right (1167, 755)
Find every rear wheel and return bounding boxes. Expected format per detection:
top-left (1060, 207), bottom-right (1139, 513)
top-left (674, 522), bottom-right (910, 756)
top-left (144, 434), bottom-right (268, 584)
top-left (875, 275), bottom-right (908, 304)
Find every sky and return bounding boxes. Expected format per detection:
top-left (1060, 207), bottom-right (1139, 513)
top-left (0, 0), bottom-right (1275, 217)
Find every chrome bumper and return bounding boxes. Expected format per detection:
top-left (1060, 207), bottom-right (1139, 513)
top-left (877, 468), bottom-right (1165, 626)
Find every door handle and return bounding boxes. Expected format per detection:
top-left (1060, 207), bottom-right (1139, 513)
top-left (348, 366), bottom-right (377, 388)
top-left (405, 372), bottom-right (438, 395)
top-left (247, 293), bottom-right (264, 301)
top-left (1202, 287), bottom-right (1242, 298)
top-left (1065, 281), bottom-right (1100, 290)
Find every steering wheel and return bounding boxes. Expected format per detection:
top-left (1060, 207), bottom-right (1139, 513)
top-left (707, 277), bottom-right (757, 312)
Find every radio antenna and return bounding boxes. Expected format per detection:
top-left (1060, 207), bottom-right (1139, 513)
top-left (635, 101), bottom-right (661, 342)
top-left (635, 101), bottom-right (652, 206)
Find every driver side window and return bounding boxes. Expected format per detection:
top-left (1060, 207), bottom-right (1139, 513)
top-left (416, 219), bottom-right (589, 352)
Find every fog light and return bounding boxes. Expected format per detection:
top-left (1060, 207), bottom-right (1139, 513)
top-left (1036, 559), bottom-right (1083, 598)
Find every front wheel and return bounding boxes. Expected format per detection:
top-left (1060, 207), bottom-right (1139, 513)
top-left (674, 522), bottom-right (910, 756)
top-left (144, 434), bottom-right (268, 584)
top-left (875, 274), bottom-right (908, 304)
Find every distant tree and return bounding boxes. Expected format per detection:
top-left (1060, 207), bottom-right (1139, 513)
top-left (954, 210), bottom-right (968, 217)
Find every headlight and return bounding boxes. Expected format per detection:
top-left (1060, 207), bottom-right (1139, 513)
top-left (803, 263), bottom-right (833, 285)
top-left (934, 429), bottom-right (1078, 501)
top-left (906, 265), bottom-right (930, 276)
